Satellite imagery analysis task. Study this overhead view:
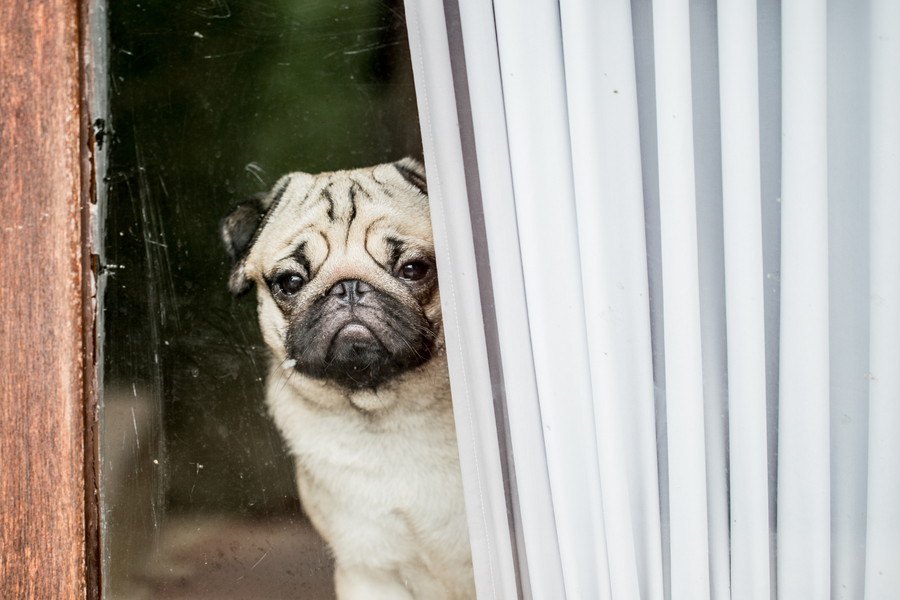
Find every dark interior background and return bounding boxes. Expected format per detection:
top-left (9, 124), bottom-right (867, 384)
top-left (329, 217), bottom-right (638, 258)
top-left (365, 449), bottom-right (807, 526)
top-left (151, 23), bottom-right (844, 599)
top-left (100, 1), bottom-right (421, 597)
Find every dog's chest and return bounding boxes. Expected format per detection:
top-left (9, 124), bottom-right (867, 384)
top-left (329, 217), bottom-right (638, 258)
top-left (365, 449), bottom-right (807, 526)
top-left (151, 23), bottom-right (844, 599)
top-left (266, 388), bottom-right (471, 579)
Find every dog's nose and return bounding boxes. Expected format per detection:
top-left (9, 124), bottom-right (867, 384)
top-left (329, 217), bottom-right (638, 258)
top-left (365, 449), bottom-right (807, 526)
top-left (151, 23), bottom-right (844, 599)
top-left (328, 279), bottom-right (374, 304)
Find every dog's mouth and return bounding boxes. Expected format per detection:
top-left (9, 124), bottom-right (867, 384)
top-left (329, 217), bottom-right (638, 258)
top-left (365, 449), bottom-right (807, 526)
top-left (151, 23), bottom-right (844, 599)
top-left (287, 297), bottom-right (435, 390)
top-left (327, 322), bottom-right (383, 355)
top-left (323, 320), bottom-right (390, 386)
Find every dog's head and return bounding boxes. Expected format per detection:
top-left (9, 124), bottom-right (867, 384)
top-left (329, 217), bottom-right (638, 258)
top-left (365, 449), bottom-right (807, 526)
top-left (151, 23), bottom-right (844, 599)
top-left (221, 158), bottom-right (441, 393)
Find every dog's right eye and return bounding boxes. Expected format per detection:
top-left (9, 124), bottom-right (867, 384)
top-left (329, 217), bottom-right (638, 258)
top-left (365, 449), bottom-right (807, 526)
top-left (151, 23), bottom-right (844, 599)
top-left (274, 273), bottom-right (304, 296)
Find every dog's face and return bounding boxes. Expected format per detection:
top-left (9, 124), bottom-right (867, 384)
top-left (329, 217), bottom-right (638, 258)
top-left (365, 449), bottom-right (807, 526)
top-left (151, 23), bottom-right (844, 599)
top-left (221, 158), bottom-right (441, 393)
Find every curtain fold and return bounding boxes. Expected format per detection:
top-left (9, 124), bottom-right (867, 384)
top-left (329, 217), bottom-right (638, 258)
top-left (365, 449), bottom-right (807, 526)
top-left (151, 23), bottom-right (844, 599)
top-left (490, 1), bottom-right (611, 596)
top-left (650, 0), bottom-right (714, 597)
top-left (865, 0), bottom-right (900, 597)
top-left (451, 0), bottom-right (568, 596)
top-left (777, 1), bottom-right (831, 597)
top-left (716, 1), bottom-right (771, 598)
top-left (559, 0), bottom-right (664, 597)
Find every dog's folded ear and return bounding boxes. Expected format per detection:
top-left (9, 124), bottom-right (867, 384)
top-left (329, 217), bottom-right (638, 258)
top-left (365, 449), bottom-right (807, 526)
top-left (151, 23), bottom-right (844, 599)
top-left (221, 173), bottom-right (313, 296)
top-left (393, 156), bottom-right (427, 196)
top-left (222, 192), bottom-right (267, 263)
top-left (221, 193), bottom-right (267, 296)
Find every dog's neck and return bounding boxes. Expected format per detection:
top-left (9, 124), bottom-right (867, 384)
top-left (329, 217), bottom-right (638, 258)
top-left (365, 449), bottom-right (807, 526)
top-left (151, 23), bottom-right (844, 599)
top-left (270, 348), bottom-right (453, 421)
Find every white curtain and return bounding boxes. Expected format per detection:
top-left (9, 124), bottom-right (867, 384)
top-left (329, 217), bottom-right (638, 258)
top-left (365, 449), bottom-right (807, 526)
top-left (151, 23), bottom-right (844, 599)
top-left (405, 0), bottom-right (900, 598)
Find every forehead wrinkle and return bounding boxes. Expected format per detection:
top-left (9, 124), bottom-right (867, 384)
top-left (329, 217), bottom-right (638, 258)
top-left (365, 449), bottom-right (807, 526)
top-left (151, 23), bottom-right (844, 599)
top-left (264, 176), bottom-right (329, 243)
top-left (251, 224), bottom-right (325, 275)
top-left (265, 172), bottom-right (318, 226)
top-left (354, 171), bottom-right (395, 202)
top-left (339, 177), bottom-right (358, 217)
top-left (310, 229), bottom-right (331, 277)
top-left (297, 175), bottom-right (330, 209)
top-left (304, 176), bottom-right (359, 246)
top-left (271, 238), bottom-right (308, 266)
top-left (362, 216), bottom-right (390, 265)
top-left (355, 172), bottom-right (433, 238)
top-left (333, 178), bottom-right (365, 250)
top-left (363, 215), bottom-right (432, 263)
top-left (249, 166), bottom-right (433, 285)
top-left (369, 170), bottom-right (395, 197)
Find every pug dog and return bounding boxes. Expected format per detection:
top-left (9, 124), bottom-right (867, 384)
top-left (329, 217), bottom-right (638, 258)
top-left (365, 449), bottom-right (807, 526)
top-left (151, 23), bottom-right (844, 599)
top-left (221, 158), bottom-right (475, 600)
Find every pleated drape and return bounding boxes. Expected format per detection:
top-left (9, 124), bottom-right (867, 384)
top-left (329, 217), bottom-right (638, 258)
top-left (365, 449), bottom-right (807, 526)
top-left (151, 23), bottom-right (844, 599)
top-left (407, 0), bottom-right (900, 598)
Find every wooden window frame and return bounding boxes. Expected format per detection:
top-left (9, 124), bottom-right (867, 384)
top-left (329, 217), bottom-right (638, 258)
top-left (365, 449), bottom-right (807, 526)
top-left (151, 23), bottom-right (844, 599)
top-left (0, 1), bottom-right (100, 598)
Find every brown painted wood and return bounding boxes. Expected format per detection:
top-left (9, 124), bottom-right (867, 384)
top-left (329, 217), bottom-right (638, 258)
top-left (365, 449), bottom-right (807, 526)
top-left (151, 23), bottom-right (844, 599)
top-left (0, 0), bottom-right (88, 598)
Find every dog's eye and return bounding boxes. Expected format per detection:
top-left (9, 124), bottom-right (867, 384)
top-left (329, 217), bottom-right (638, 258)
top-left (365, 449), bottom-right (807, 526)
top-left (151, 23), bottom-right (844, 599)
top-left (398, 261), bottom-right (429, 282)
top-left (274, 273), bottom-right (304, 295)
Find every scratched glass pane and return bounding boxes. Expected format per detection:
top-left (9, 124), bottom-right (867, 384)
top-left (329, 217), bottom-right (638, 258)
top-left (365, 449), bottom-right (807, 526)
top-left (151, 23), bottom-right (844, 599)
top-left (99, 1), bottom-right (462, 598)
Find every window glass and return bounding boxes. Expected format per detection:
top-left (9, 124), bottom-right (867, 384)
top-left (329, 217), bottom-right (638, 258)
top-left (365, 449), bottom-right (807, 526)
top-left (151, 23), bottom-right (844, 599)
top-left (100, 2), bottom-right (472, 598)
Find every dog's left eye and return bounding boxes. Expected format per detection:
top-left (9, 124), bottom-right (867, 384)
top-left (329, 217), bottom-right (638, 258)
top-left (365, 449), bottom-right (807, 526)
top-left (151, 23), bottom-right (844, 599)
top-left (398, 261), bottom-right (430, 281)
top-left (274, 273), bottom-right (304, 296)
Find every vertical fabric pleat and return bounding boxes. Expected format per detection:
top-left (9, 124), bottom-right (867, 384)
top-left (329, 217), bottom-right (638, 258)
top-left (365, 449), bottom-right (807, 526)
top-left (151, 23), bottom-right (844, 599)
top-left (777, 0), bottom-right (831, 597)
top-left (755, 3), bottom-right (783, 594)
top-left (826, 0), bottom-right (870, 597)
top-left (865, 0), bottom-right (900, 596)
top-left (651, 0), bottom-right (711, 597)
top-left (559, 0), bottom-right (665, 598)
top-left (717, 1), bottom-right (772, 598)
top-left (688, 2), bottom-right (731, 597)
top-left (491, 1), bottom-right (611, 597)
top-left (450, 0), bottom-right (567, 597)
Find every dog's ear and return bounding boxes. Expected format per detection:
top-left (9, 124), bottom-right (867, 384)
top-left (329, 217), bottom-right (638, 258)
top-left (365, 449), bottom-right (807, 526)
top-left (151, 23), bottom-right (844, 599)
top-left (221, 193), bottom-right (267, 296)
top-left (221, 174), bottom-right (302, 296)
top-left (393, 156), bottom-right (427, 196)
